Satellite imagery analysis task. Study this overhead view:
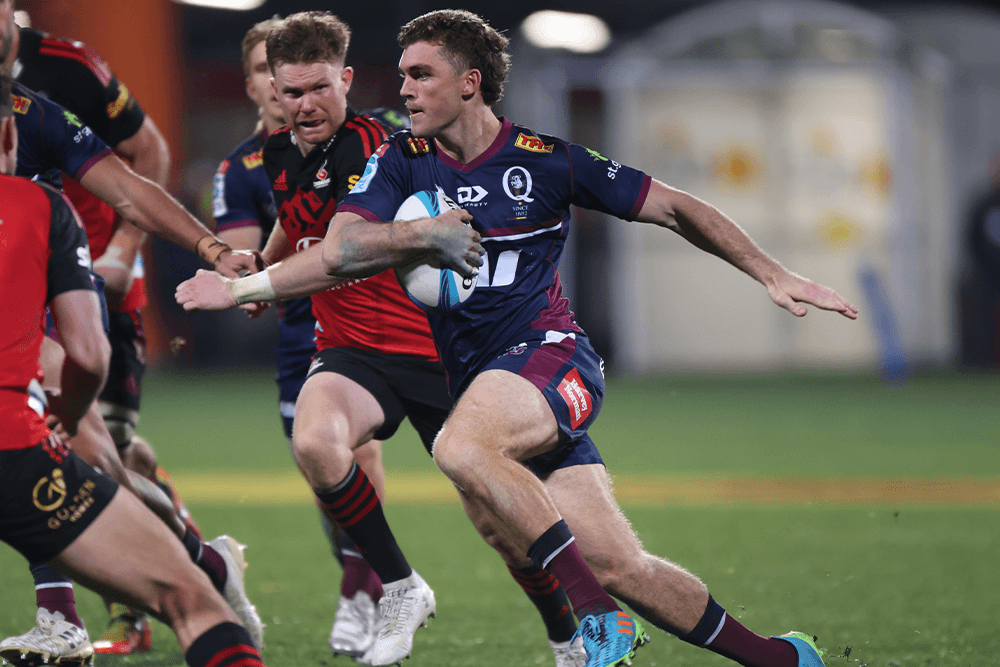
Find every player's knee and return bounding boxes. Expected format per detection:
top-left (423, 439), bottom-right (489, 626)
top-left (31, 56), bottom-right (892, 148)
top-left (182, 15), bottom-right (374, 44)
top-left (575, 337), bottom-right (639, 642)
top-left (292, 416), bottom-right (353, 469)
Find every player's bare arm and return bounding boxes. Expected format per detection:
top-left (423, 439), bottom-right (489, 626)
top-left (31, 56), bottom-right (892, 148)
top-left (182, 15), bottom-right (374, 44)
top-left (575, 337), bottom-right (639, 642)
top-left (47, 289), bottom-right (111, 436)
top-left (218, 225), bottom-right (263, 254)
top-left (320, 208), bottom-right (484, 279)
top-left (176, 243), bottom-right (344, 311)
top-left (77, 153), bottom-right (254, 278)
top-left (637, 178), bottom-right (859, 320)
top-left (114, 116), bottom-right (171, 187)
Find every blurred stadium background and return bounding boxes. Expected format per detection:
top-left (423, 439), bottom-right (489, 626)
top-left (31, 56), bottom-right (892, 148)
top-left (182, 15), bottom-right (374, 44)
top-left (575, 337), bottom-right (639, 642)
top-left (15, 0), bottom-right (1000, 376)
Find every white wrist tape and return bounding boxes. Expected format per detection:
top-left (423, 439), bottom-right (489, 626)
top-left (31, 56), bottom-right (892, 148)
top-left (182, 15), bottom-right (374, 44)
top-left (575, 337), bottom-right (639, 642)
top-left (229, 270), bottom-right (276, 304)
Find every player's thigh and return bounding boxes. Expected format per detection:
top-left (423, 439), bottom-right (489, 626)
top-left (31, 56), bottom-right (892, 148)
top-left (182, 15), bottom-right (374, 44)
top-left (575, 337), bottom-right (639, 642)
top-left (545, 463), bottom-right (646, 576)
top-left (293, 370), bottom-right (385, 450)
top-left (54, 487), bottom-right (223, 621)
top-left (437, 370), bottom-right (560, 463)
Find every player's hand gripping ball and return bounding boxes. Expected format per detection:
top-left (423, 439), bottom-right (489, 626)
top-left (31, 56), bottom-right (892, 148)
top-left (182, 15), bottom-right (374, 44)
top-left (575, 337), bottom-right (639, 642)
top-left (394, 189), bottom-right (476, 313)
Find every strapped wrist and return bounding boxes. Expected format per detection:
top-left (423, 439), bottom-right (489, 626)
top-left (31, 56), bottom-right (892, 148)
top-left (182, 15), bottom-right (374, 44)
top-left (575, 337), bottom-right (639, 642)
top-left (196, 235), bottom-right (232, 266)
top-left (229, 270), bottom-right (276, 304)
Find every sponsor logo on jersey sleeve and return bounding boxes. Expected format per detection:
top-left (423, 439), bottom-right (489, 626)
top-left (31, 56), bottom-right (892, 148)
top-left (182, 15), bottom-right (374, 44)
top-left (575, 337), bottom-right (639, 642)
top-left (503, 166), bottom-right (534, 203)
top-left (557, 368), bottom-right (593, 429)
top-left (12, 95), bottom-right (31, 114)
top-left (347, 174), bottom-right (361, 190)
top-left (406, 137), bottom-right (430, 154)
top-left (515, 132), bottom-right (553, 153)
top-left (63, 110), bottom-right (84, 128)
top-left (242, 150), bottom-right (264, 170)
top-left (106, 82), bottom-right (132, 119)
top-left (584, 147), bottom-right (608, 162)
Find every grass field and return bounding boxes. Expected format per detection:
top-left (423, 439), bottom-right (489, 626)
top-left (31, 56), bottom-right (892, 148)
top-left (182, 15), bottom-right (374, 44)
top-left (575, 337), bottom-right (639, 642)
top-left (2, 369), bottom-right (998, 667)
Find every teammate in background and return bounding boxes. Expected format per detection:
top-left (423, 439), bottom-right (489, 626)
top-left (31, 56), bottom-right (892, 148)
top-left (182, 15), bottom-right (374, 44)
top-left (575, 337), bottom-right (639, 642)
top-left (0, 1), bottom-right (263, 658)
top-left (0, 73), bottom-right (268, 667)
top-left (182, 9), bottom-right (858, 667)
top-left (212, 17), bottom-right (389, 658)
top-left (182, 12), bottom-right (586, 666)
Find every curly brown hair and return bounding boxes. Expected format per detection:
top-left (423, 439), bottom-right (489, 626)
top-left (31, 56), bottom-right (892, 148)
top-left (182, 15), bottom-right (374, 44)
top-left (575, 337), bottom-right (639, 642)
top-left (398, 9), bottom-right (510, 106)
top-left (265, 11), bottom-right (351, 72)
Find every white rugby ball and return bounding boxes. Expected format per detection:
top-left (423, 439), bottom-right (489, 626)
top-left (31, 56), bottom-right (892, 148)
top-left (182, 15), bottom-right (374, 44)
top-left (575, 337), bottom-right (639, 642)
top-left (394, 189), bottom-right (476, 313)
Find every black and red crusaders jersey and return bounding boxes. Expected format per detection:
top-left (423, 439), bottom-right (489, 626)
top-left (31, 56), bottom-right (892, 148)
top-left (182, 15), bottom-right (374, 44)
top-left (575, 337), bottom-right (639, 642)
top-left (263, 109), bottom-right (439, 361)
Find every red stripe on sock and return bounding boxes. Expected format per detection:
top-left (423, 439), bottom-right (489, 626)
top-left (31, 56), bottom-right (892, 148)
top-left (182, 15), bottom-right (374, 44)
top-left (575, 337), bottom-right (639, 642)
top-left (328, 471), bottom-right (368, 509)
top-left (330, 485), bottom-right (375, 523)
top-left (341, 494), bottom-right (380, 527)
top-left (204, 645), bottom-right (259, 667)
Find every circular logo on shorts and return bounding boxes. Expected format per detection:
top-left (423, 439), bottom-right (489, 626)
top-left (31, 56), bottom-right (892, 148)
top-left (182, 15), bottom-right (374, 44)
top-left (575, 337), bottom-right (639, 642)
top-left (503, 166), bottom-right (534, 202)
top-left (33, 468), bottom-right (68, 512)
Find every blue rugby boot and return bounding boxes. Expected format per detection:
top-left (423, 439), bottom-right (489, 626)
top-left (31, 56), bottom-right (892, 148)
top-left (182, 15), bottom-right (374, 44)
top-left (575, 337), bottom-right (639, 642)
top-left (571, 611), bottom-right (649, 667)
top-left (775, 631), bottom-right (826, 667)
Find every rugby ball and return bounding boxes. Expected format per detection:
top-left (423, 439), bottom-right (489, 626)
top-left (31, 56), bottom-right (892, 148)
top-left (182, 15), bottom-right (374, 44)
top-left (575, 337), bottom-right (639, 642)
top-left (394, 189), bottom-right (476, 313)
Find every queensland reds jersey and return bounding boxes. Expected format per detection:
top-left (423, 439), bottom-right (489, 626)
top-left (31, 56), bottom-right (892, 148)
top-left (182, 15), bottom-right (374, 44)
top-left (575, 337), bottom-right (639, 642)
top-left (15, 28), bottom-right (149, 313)
top-left (339, 118), bottom-right (651, 394)
top-left (0, 177), bottom-right (96, 450)
top-left (263, 109), bottom-right (438, 360)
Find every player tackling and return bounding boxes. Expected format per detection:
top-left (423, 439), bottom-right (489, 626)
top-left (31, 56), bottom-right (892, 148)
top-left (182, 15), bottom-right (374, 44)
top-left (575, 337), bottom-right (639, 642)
top-left (179, 9), bottom-right (857, 667)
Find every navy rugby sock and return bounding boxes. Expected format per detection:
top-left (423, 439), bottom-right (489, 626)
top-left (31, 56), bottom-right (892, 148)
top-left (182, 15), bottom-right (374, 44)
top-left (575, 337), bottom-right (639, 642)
top-left (30, 564), bottom-right (84, 629)
top-left (527, 520), bottom-right (620, 620)
top-left (681, 595), bottom-right (797, 667)
top-left (315, 462), bottom-right (412, 584)
top-left (184, 621), bottom-right (263, 667)
top-left (508, 565), bottom-right (577, 642)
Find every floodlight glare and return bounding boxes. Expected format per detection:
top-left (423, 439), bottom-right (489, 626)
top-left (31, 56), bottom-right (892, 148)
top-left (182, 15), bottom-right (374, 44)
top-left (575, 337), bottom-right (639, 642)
top-left (521, 10), bottom-right (611, 53)
top-left (173, 0), bottom-right (267, 10)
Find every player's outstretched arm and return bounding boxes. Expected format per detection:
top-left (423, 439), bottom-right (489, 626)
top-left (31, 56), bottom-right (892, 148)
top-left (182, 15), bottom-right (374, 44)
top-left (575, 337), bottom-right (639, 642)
top-left (78, 154), bottom-right (255, 278)
top-left (320, 210), bottom-right (484, 279)
top-left (636, 178), bottom-right (858, 320)
top-left (176, 243), bottom-right (344, 311)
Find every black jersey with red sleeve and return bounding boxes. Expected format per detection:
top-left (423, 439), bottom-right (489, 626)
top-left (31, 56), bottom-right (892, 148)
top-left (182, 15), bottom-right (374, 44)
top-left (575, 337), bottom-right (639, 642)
top-left (0, 177), bottom-right (96, 451)
top-left (263, 109), bottom-right (438, 360)
top-left (14, 28), bottom-right (146, 147)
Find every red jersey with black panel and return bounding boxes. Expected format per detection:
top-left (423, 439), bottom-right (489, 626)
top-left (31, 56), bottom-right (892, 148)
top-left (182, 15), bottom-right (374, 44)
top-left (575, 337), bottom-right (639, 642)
top-left (0, 177), bottom-right (96, 451)
top-left (263, 110), bottom-right (438, 360)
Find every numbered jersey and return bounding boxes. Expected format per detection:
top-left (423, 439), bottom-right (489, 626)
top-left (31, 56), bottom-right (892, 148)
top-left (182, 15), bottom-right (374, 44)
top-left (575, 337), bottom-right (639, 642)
top-left (339, 118), bottom-right (651, 394)
top-left (0, 177), bottom-right (96, 450)
top-left (263, 109), bottom-right (438, 360)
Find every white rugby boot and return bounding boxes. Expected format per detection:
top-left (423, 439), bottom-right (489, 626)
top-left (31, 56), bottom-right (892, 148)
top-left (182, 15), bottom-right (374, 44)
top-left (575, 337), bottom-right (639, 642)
top-left (209, 535), bottom-right (265, 649)
top-left (329, 591), bottom-right (381, 660)
top-left (0, 608), bottom-right (94, 666)
top-left (361, 570), bottom-right (436, 666)
top-left (550, 635), bottom-right (587, 667)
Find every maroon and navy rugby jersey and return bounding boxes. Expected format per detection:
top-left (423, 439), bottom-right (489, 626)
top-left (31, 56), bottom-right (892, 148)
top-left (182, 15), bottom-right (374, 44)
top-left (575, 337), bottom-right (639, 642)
top-left (263, 109), bottom-right (438, 360)
top-left (0, 177), bottom-right (96, 450)
top-left (338, 118), bottom-right (652, 394)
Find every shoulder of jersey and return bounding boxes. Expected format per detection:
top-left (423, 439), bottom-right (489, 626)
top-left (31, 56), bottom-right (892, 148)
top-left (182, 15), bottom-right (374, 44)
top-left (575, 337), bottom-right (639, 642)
top-left (263, 125), bottom-right (294, 151)
top-left (510, 124), bottom-right (563, 156)
top-left (226, 132), bottom-right (267, 171)
top-left (341, 114), bottom-right (393, 158)
top-left (33, 31), bottom-right (114, 86)
top-left (384, 129), bottom-right (434, 158)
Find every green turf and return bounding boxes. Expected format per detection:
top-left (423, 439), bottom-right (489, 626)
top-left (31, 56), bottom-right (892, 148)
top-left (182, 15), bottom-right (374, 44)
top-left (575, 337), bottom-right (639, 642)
top-left (1, 369), bottom-right (998, 666)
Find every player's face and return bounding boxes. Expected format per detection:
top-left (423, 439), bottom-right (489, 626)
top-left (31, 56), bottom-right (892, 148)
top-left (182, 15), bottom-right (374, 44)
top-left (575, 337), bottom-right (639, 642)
top-left (399, 41), bottom-right (466, 139)
top-left (244, 41), bottom-right (283, 128)
top-left (271, 60), bottom-right (353, 153)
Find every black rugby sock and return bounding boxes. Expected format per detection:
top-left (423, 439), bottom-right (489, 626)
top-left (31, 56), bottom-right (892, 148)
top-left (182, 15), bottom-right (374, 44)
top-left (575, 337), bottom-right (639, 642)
top-left (315, 462), bottom-right (412, 584)
top-left (185, 622), bottom-right (263, 667)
